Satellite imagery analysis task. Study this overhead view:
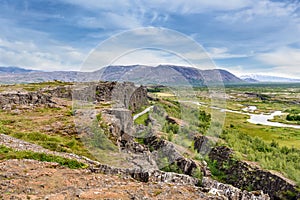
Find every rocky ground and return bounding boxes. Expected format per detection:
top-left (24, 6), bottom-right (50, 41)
top-left (0, 159), bottom-right (225, 200)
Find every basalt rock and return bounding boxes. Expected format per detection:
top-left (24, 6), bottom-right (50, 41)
top-left (42, 85), bottom-right (73, 99)
top-left (208, 146), bottom-right (300, 199)
top-left (144, 135), bottom-right (201, 176)
top-left (202, 177), bottom-right (270, 200)
top-left (90, 163), bottom-right (269, 199)
top-left (194, 135), bottom-right (219, 155)
top-left (0, 91), bottom-right (53, 109)
top-left (111, 82), bottom-right (148, 112)
top-left (73, 81), bottom-right (148, 112)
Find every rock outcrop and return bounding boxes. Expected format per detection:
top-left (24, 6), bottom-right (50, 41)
top-left (0, 81), bottom-right (148, 113)
top-left (110, 82), bottom-right (148, 112)
top-left (144, 135), bottom-right (201, 176)
top-left (194, 134), bottom-right (219, 155)
top-left (208, 146), bottom-right (300, 199)
top-left (202, 177), bottom-right (270, 200)
top-left (0, 91), bottom-right (53, 109)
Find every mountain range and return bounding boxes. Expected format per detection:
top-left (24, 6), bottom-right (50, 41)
top-left (0, 65), bottom-right (242, 86)
top-left (240, 74), bottom-right (300, 83)
top-left (0, 65), bottom-right (299, 85)
top-left (0, 66), bottom-right (35, 74)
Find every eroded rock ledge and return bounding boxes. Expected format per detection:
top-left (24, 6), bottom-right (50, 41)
top-left (99, 107), bottom-right (270, 199)
top-left (207, 145), bottom-right (300, 199)
top-left (0, 81), bottom-right (148, 112)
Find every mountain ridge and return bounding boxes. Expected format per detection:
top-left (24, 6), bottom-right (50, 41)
top-left (240, 74), bottom-right (300, 83)
top-left (0, 66), bottom-right (36, 74)
top-left (0, 65), bottom-right (243, 85)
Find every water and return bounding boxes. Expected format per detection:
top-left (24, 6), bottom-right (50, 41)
top-left (181, 101), bottom-right (300, 129)
top-left (248, 111), bottom-right (300, 129)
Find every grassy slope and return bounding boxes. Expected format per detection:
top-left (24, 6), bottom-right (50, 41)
top-left (150, 86), bottom-right (300, 185)
top-left (0, 145), bottom-right (87, 169)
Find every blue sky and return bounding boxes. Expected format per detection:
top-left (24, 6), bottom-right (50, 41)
top-left (0, 0), bottom-right (299, 77)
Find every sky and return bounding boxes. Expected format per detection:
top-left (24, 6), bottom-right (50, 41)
top-left (0, 0), bottom-right (300, 77)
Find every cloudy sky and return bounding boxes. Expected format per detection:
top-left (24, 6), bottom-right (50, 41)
top-left (0, 0), bottom-right (300, 77)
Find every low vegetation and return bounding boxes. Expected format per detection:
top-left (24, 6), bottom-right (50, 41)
top-left (219, 129), bottom-right (300, 185)
top-left (0, 145), bottom-right (87, 169)
top-left (0, 103), bottom-right (96, 159)
top-left (134, 112), bottom-right (149, 125)
top-left (152, 85), bottom-right (300, 186)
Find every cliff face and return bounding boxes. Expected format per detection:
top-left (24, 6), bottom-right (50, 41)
top-left (0, 91), bottom-right (53, 109)
top-left (207, 145), bottom-right (300, 199)
top-left (0, 81), bottom-right (148, 112)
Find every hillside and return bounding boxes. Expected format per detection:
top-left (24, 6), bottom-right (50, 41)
top-left (0, 65), bottom-right (243, 86)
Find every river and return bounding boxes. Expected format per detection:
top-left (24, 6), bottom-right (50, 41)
top-left (180, 101), bottom-right (300, 129)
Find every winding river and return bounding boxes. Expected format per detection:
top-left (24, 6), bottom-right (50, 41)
top-left (180, 101), bottom-right (300, 129)
top-left (247, 111), bottom-right (300, 129)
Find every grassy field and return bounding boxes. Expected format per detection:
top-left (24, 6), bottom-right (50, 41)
top-left (0, 80), bottom-right (73, 92)
top-left (223, 112), bottom-right (300, 148)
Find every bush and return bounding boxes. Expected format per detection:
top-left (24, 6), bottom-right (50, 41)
top-left (286, 114), bottom-right (300, 121)
top-left (206, 159), bottom-right (227, 182)
top-left (220, 129), bottom-right (300, 185)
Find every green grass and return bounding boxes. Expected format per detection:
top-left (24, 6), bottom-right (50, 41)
top-left (0, 80), bottom-right (73, 92)
top-left (134, 112), bottom-right (149, 125)
top-left (10, 131), bottom-right (94, 159)
top-left (0, 145), bottom-right (87, 169)
top-left (132, 105), bottom-right (148, 115)
top-left (0, 103), bottom-right (96, 160)
top-left (223, 112), bottom-right (300, 148)
top-left (271, 115), bottom-right (300, 125)
top-left (219, 129), bottom-right (300, 185)
top-left (205, 159), bottom-right (227, 182)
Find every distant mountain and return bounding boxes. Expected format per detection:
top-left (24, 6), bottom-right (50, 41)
top-left (0, 65), bottom-right (243, 86)
top-left (96, 65), bottom-right (243, 86)
top-left (0, 66), bottom-right (36, 73)
top-left (240, 74), bottom-right (300, 83)
top-left (242, 77), bottom-right (259, 83)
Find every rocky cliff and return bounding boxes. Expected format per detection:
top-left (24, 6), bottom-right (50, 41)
top-left (0, 81), bottom-right (148, 112)
top-left (0, 91), bottom-right (53, 109)
top-left (99, 104), bottom-right (270, 199)
top-left (207, 145), bottom-right (299, 199)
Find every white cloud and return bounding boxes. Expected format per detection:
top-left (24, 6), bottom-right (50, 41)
top-left (256, 47), bottom-right (300, 78)
top-left (81, 27), bottom-right (216, 71)
top-left (0, 38), bottom-right (86, 71)
top-left (207, 47), bottom-right (248, 59)
top-left (112, 49), bottom-right (191, 66)
top-left (59, 0), bottom-right (130, 11)
top-left (218, 65), bottom-right (246, 76)
top-left (77, 12), bottom-right (141, 29)
top-left (61, 0), bottom-right (251, 13)
top-left (217, 0), bottom-right (299, 23)
top-left (145, 0), bottom-right (251, 14)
